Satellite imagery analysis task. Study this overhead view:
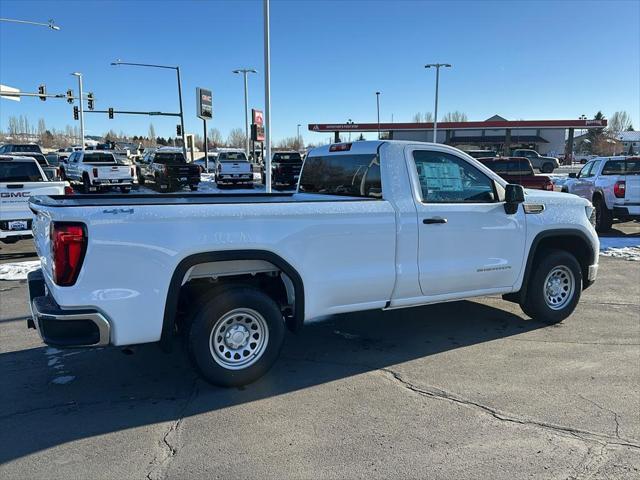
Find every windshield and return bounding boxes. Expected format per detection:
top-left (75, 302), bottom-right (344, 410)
top-left (0, 161), bottom-right (43, 182)
top-left (154, 153), bottom-right (186, 165)
top-left (602, 159), bottom-right (640, 175)
top-left (218, 152), bottom-right (247, 162)
top-left (83, 153), bottom-right (117, 164)
top-left (273, 152), bottom-right (302, 163)
top-left (299, 154), bottom-right (382, 198)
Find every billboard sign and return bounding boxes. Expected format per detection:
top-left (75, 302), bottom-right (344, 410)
top-left (196, 87), bottom-right (212, 120)
top-left (251, 108), bottom-right (265, 141)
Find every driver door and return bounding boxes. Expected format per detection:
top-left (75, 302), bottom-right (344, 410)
top-left (408, 147), bottom-right (526, 297)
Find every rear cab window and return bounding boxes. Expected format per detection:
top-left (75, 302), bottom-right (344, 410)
top-left (154, 153), bottom-right (187, 165)
top-left (218, 152), bottom-right (248, 162)
top-left (83, 153), bottom-right (117, 164)
top-left (0, 161), bottom-right (44, 182)
top-left (602, 158), bottom-right (640, 175)
top-left (273, 152), bottom-right (302, 163)
top-left (299, 154), bottom-right (382, 198)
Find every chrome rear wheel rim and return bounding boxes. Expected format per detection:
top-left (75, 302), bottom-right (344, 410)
top-left (209, 308), bottom-right (268, 370)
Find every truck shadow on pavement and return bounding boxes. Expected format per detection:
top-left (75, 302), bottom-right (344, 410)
top-left (0, 299), bottom-right (548, 464)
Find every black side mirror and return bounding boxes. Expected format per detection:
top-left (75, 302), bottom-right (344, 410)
top-left (504, 184), bottom-right (525, 214)
top-left (568, 172), bottom-right (577, 178)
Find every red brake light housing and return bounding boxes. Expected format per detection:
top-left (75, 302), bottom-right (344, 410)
top-left (329, 143), bottom-right (352, 152)
top-left (64, 185), bottom-right (74, 195)
top-left (131, 167), bottom-right (135, 177)
top-left (92, 167), bottom-right (98, 177)
top-left (50, 222), bottom-right (87, 286)
top-left (614, 180), bottom-right (626, 198)
top-left (544, 180), bottom-right (554, 191)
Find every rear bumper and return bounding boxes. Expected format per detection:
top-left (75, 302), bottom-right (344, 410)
top-left (613, 205), bottom-right (640, 219)
top-left (27, 269), bottom-right (111, 347)
top-left (0, 219), bottom-right (32, 240)
top-left (92, 179), bottom-right (134, 187)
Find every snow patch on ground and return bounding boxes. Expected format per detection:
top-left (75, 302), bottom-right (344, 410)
top-left (599, 237), bottom-right (640, 261)
top-left (0, 260), bottom-right (40, 281)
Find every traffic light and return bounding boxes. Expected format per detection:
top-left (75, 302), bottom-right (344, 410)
top-left (73, 106), bottom-right (79, 120)
top-left (87, 92), bottom-right (94, 110)
top-left (108, 107), bottom-right (114, 119)
top-left (66, 89), bottom-right (74, 104)
top-left (38, 84), bottom-right (46, 101)
top-left (176, 124), bottom-right (182, 136)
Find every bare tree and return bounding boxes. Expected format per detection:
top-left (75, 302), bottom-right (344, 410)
top-left (276, 136), bottom-right (303, 150)
top-left (412, 112), bottom-right (434, 123)
top-left (608, 111), bottom-right (633, 135)
top-left (208, 127), bottom-right (223, 147)
top-left (442, 111), bottom-right (468, 122)
top-left (227, 128), bottom-right (246, 147)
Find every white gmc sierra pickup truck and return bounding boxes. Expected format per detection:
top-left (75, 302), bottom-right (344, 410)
top-left (27, 141), bottom-right (599, 386)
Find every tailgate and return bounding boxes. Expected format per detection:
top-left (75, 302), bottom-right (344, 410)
top-left (622, 175), bottom-right (640, 203)
top-left (96, 165), bottom-right (132, 180)
top-left (0, 182), bottom-right (64, 220)
top-left (168, 165), bottom-right (199, 177)
top-left (221, 162), bottom-right (251, 174)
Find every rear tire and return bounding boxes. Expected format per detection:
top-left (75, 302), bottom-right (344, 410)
top-left (189, 185), bottom-right (198, 191)
top-left (82, 174), bottom-right (92, 194)
top-left (594, 196), bottom-right (613, 232)
top-left (137, 169), bottom-right (145, 185)
top-left (120, 186), bottom-right (131, 193)
top-left (187, 287), bottom-right (285, 387)
top-left (541, 163), bottom-right (554, 173)
top-left (519, 249), bottom-right (582, 324)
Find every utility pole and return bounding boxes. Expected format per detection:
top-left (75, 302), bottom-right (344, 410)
top-left (263, 0), bottom-right (272, 193)
top-left (375, 92), bottom-right (381, 140)
top-left (425, 63), bottom-right (452, 143)
top-left (233, 68), bottom-right (257, 160)
top-left (297, 123), bottom-right (301, 147)
top-left (71, 73), bottom-right (85, 150)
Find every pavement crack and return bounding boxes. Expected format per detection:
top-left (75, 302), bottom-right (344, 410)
top-left (146, 378), bottom-right (199, 480)
top-left (577, 394), bottom-right (621, 439)
top-left (379, 367), bottom-right (640, 451)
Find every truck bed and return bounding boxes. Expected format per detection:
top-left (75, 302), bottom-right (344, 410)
top-left (30, 192), bottom-right (374, 208)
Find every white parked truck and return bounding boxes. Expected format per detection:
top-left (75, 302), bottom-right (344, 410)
top-left (215, 151), bottom-right (253, 187)
top-left (27, 141), bottom-right (599, 386)
top-left (564, 156), bottom-right (640, 232)
top-left (60, 150), bottom-right (134, 193)
top-left (0, 155), bottom-right (70, 243)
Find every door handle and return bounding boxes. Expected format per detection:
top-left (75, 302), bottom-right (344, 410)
top-left (423, 217), bottom-right (447, 224)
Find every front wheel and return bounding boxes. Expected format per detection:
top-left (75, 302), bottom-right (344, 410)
top-left (541, 163), bottom-right (554, 173)
top-left (187, 287), bottom-right (285, 387)
top-left (120, 186), bottom-right (131, 193)
top-left (520, 249), bottom-right (582, 324)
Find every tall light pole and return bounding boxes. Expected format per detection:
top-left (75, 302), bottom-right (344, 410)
top-left (0, 17), bottom-right (61, 30)
top-left (425, 63), bottom-right (451, 143)
top-left (111, 60), bottom-right (187, 160)
top-left (233, 68), bottom-right (257, 159)
top-left (71, 73), bottom-right (85, 151)
top-left (297, 123), bottom-right (301, 147)
top-left (347, 119), bottom-right (353, 141)
top-left (375, 92), bottom-right (381, 140)
top-left (263, 0), bottom-right (272, 193)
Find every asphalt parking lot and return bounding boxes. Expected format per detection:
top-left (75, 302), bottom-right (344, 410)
top-left (1, 234), bottom-right (639, 479)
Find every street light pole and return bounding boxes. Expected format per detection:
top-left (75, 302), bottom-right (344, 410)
top-left (375, 92), bottom-right (381, 140)
top-left (233, 68), bottom-right (257, 160)
top-left (111, 60), bottom-right (187, 160)
top-left (297, 124), bottom-right (301, 147)
top-left (0, 17), bottom-right (61, 30)
top-left (425, 63), bottom-right (451, 143)
top-left (71, 73), bottom-right (85, 151)
top-left (264, 0), bottom-right (272, 193)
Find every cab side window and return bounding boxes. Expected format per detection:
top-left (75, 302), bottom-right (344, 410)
top-left (412, 150), bottom-right (496, 203)
top-left (577, 162), bottom-right (593, 178)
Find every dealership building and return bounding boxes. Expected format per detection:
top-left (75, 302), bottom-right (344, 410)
top-left (308, 115), bottom-right (608, 158)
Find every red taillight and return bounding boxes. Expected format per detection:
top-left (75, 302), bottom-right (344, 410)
top-left (130, 167), bottom-right (135, 177)
top-left (329, 143), bottom-right (352, 152)
top-left (164, 164), bottom-right (169, 175)
top-left (614, 181), bottom-right (626, 198)
top-left (545, 180), bottom-right (554, 191)
top-left (92, 167), bottom-right (98, 177)
top-left (64, 186), bottom-right (74, 195)
top-left (50, 223), bottom-right (86, 286)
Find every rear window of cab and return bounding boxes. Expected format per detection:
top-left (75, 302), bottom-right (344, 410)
top-left (299, 154), bottom-right (382, 198)
top-left (602, 159), bottom-right (640, 175)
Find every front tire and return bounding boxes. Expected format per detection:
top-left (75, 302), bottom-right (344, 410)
top-left (541, 162), bottom-right (554, 173)
top-left (187, 287), bottom-right (285, 387)
top-left (520, 249), bottom-right (582, 324)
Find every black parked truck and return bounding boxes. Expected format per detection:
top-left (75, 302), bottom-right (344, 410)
top-left (263, 151), bottom-right (303, 189)
top-left (137, 149), bottom-right (201, 191)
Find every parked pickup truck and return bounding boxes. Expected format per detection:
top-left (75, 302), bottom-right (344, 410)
top-left (215, 151), bottom-right (253, 187)
top-left (478, 157), bottom-right (555, 191)
top-left (564, 156), bottom-right (640, 232)
top-left (0, 155), bottom-right (70, 243)
top-left (0, 144), bottom-right (59, 180)
top-left (511, 149), bottom-right (560, 173)
top-left (137, 148), bottom-right (201, 191)
top-left (27, 141), bottom-right (599, 387)
top-left (60, 150), bottom-right (135, 193)
top-left (264, 151), bottom-right (303, 189)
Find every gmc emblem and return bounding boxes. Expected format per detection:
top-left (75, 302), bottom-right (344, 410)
top-left (1, 192), bottom-right (31, 198)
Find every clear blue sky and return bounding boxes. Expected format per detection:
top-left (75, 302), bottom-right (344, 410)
top-left (1, 0), bottom-right (638, 144)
